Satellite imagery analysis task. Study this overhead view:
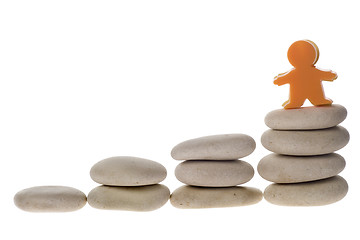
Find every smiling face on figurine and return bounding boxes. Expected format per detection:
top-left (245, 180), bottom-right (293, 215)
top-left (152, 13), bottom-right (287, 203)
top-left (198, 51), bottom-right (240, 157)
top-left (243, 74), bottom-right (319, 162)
top-left (287, 40), bottom-right (319, 68)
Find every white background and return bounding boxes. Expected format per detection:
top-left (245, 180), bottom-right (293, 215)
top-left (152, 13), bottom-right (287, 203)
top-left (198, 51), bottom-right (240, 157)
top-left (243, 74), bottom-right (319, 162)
top-left (1, 0), bottom-right (359, 239)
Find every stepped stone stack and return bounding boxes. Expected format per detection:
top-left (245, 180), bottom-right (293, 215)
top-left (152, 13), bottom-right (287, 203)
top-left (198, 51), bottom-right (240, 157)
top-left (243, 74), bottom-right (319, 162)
top-left (170, 134), bottom-right (262, 209)
top-left (258, 104), bottom-right (349, 206)
top-left (88, 156), bottom-right (170, 211)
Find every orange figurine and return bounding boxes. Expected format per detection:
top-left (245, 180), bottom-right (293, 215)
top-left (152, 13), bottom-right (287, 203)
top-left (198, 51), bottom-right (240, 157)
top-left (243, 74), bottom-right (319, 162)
top-left (274, 40), bottom-right (338, 109)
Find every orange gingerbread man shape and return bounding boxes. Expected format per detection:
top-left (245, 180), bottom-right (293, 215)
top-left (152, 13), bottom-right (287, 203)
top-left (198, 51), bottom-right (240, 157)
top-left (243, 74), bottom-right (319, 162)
top-left (274, 40), bottom-right (337, 109)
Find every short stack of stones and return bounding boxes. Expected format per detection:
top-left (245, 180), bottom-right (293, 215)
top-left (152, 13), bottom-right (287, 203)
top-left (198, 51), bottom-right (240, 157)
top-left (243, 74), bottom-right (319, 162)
top-left (259, 104), bottom-right (349, 206)
top-left (170, 134), bottom-right (262, 209)
top-left (88, 156), bottom-right (170, 211)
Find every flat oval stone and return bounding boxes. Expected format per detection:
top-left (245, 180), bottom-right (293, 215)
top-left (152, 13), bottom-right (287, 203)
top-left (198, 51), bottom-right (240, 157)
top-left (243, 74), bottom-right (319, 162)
top-left (261, 126), bottom-right (349, 156)
top-left (171, 134), bottom-right (256, 160)
top-left (265, 104), bottom-right (347, 130)
top-left (264, 175), bottom-right (348, 206)
top-left (170, 185), bottom-right (262, 209)
top-left (175, 160), bottom-right (254, 187)
top-left (90, 156), bottom-right (167, 186)
top-left (258, 153), bottom-right (346, 183)
top-left (14, 186), bottom-right (87, 212)
top-left (87, 184), bottom-right (170, 211)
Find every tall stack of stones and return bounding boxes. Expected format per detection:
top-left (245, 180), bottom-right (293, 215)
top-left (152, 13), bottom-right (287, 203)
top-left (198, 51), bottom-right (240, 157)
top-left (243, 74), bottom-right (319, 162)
top-left (170, 134), bottom-right (262, 209)
top-left (87, 156), bottom-right (170, 211)
top-left (258, 104), bottom-right (349, 206)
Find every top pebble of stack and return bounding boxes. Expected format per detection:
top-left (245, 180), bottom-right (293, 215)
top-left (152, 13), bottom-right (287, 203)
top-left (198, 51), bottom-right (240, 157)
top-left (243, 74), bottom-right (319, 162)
top-left (171, 134), bottom-right (256, 160)
top-left (90, 156), bottom-right (167, 186)
top-left (265, 104), bottom-right (347, 130)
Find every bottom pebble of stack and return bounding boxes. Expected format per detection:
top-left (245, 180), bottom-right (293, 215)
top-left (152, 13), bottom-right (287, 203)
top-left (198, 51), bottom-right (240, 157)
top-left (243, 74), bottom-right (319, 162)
top-left (88, 184), bottom-right (170, 211)
top-left (264, 175), bottom-right (348, 206)
top-left (170, 185), bottom-right (262, 209)
top-left (14, 186), bottom-right (87, 212)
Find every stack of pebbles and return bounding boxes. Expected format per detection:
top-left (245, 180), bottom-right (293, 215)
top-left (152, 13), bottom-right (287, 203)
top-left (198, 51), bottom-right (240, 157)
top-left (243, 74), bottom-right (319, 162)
top-left (258, 104), bottom-right (349, 206)
top-left (88, 156), bottom-right (170, 211)
top-left (170, 134), bottom-right (262, 209)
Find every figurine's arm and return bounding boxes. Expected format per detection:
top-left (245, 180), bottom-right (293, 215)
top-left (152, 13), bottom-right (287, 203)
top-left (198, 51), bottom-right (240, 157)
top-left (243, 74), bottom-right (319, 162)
top-left (316, 68), bottom-right (338, 81)
top-left (274, 70), bottom-right (293, 86)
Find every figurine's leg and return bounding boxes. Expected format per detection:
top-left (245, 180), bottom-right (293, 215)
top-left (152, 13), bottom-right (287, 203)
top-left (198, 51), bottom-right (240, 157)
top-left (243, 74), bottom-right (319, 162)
top-left (283, 96), bottom-right (305, 109)
top-left (307, 84), bottom-right (333, 106)
top-left (308, 95), bottom-right (333, 106)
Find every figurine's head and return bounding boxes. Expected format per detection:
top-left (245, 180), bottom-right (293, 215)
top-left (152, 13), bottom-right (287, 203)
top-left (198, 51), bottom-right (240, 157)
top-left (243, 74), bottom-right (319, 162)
top-left (287, 40), bottom-right (319, 68)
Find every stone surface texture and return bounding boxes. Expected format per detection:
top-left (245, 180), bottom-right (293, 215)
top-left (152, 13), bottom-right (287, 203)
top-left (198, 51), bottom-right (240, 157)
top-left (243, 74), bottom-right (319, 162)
top-left (175, 160), bottom-right (254, 187)
top-left (90, 156), bottom-right (167, 186)
top-left (261, 126), bottom-right (349, 156)
top-left (87, 184), bottom-right (170, 211)
top-left (265, 104), bottom-right (347, 130)
top-left (14, 186), bottom-right (87, 212)
top-left (170, 185), bottom-right (262, 209)
top-left (258, 153), bottom-right (345, 183)
top-left (264, 176), bottom-right (348, 206)
top-left (171, 134), bottom-right (256, 160)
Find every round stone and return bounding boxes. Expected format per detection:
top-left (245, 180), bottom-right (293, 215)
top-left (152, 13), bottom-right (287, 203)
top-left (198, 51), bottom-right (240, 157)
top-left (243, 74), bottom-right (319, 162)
top-left (170, 185), bottom-right (262, 209)
top-left (261, 126), bottom-right (349, 156)
top-left (258, 153), bottom-right (346, 183)
top-left (175, 160), bottom-right (254, 187)
top-left (264, 175), bottom-right (348, 206)
top-left (90, 156), bottom-right (167, 186)
top-left (265, 104), bottom-right (347, 130)
top-left (14, 186), bottom-right (87, 212)
top-left (171, 134), bottom-right (256, 160)
top-left (87, 184), bottom-right (170, 211)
